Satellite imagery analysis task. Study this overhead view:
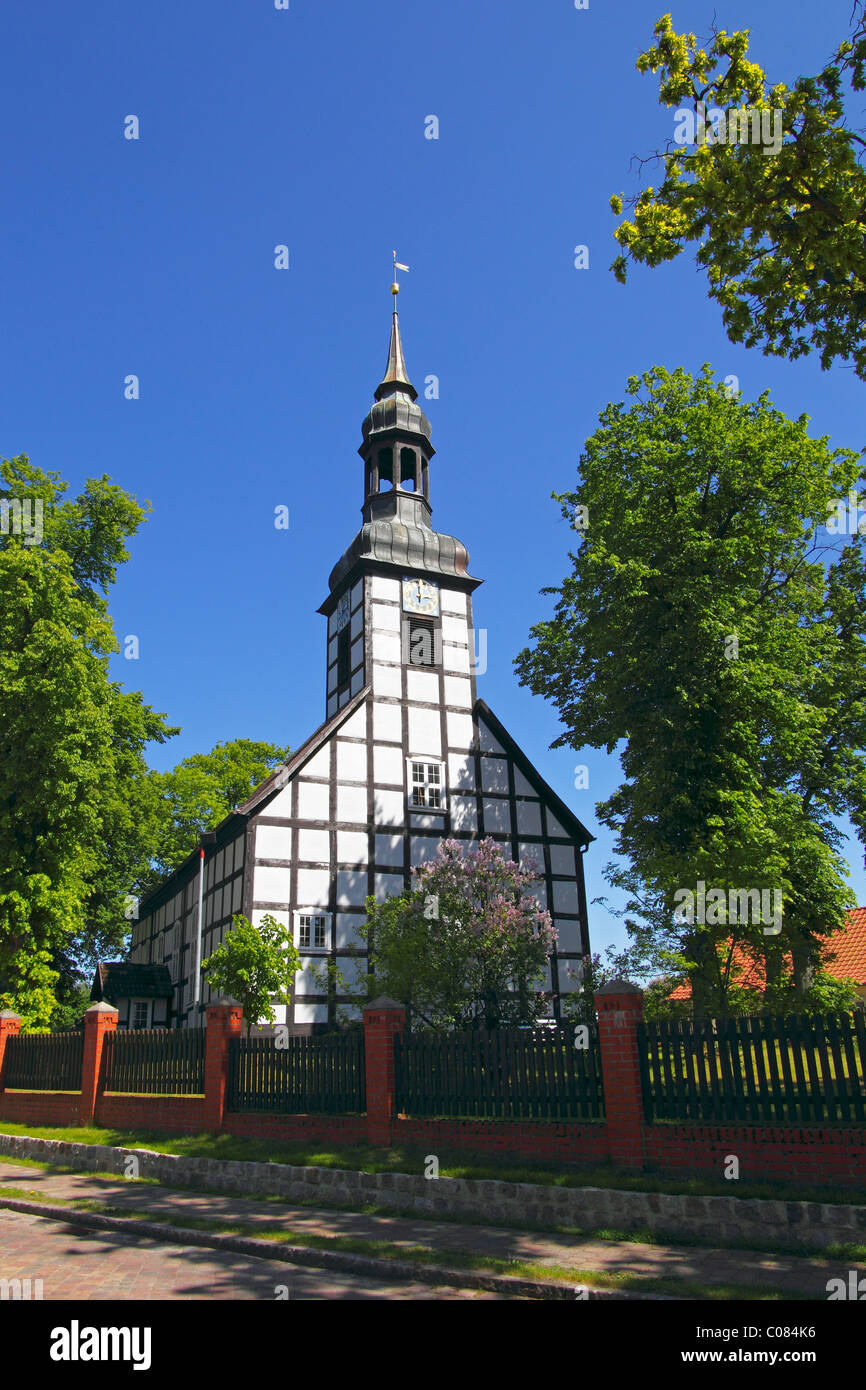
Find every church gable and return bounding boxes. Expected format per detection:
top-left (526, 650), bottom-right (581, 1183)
top-left (470, 701), bottom-right (591, 992)
top-left (243, 690), bottom-right (591, 1030)
top-left (474, 700), bottom-right (593, 849)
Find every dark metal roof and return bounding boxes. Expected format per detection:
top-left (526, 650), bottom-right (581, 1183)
top-left (362, 390), bottom-right (432, 447)
top-left (328, 514), bottom-right (478, 593)
top-left (92, 962), bottom-right (173, 1002)
top-left (375, 312), bottom-right (416, 400)
top-left (361, 312), bottom-right (432, 448)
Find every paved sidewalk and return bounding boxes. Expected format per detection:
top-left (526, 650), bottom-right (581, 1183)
top-left (0, 1208), bottom-right (503, 1300)
top-left (1, 1162), bottom-right (858, 1297)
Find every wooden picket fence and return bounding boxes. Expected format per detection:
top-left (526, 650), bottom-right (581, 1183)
top-left (3, 1031), bottom-right (84, 1091)
top-left (101, 1028), bottom-right (206, 1095)
top-left (394, 1024), bottom-right (604, 1120)
top-left (226, 1032), bottom-right (366, 1114)
top-left (638, 1012), bottom-right (866, 1125)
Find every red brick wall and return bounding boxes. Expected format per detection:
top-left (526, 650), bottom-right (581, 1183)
top-left (94, 1094), bottom-right (207, 1134)
top-left (2, 1089), bottom-right (863, 1184)
top-left (644, 1122), bottom-right (866, 1184)
top-left (0, 1091), bottom-right (81, 1125)
top-left (394, 1116), bottom-right (609, 1164)
top-left (223, 1112), bottom-right (367, 1144)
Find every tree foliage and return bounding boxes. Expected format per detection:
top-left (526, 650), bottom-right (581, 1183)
top-left (610, 9), bottom-right (866, 377)
top-left (515, 366), bottom-right (866, 1014)
top-left (147, 738), bottom-right (291, 888)
top-left (201, 912), bottom-right (300, 1035)
top-left (0, 455), bottom-right (175, 1027)
top-left (359, 838), bottom-right (557, 1030)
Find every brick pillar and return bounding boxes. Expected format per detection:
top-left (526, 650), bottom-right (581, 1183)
top-left (363, 997), bottom-right (406, 1146)
top-left (0, 1011), bottom-right (21, 1093)
top-left (203, 1003), bottom-right (243, 1132)
top-left (81, 1002), bottom-right (118, 1126)
top-left (595, 980), bottom-right (646, 1170)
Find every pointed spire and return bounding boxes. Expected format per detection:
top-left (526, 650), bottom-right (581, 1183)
top-left (375, 311), bottom-right (417, 401)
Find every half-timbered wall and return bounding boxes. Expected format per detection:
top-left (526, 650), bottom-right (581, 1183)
top-left (246, 556), bottom-right (588, 1030)
top-left (130, 831), bottom-right (246, 1027)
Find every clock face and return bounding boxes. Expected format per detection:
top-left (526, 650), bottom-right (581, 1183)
top-left (402, 577), bottom-right (439, 616)
top-left (333, 592), bottom-right (351, 633)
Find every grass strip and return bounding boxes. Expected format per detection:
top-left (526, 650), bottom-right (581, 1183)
top-left (0, 1120), bottom-right (862, 1206)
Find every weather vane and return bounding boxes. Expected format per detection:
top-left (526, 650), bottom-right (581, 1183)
top-left (391, 250), bottom-right (409, 302)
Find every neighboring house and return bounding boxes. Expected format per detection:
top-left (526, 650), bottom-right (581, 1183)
top-left (128, 305), bottom-right (595, 1032)
top-left (91, 963), bottom-right (173, 1030)
top-left (669, 907), bottom-right (866, 1004)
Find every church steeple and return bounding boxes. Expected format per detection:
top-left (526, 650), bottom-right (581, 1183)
top-left (320, 292), bottom-right (480, 717)
top-left (360, 309), bottom-right (434, 511)
top-left (377, 311), bottom-right (415, 399)
top-left (324, 299), bottom-right (479, 608)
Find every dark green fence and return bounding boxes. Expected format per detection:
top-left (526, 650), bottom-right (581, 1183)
top-left (638, 1012), bottom-right (866, 1125)
top-left (3, 1031), bottom-right (84, 1091)
top-left (102, 1029), bottom-right (206, 1095)
top-left (227, 1032), bottom-right (366, 1114)
top-left (395, 1024), bottom-right (604, 1120)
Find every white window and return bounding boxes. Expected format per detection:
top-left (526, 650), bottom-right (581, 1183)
top-left (131, 1000), bottom-right (150, 1030)
top-left (409, 759), bottom-right (446, 811)
top-left (295, 910), bottom-right (330, 951)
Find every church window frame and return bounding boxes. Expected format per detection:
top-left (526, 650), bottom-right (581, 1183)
top-left (408, 758), bottom-right (447, 813)
top-left (295, 910), bottom-right (331, 952)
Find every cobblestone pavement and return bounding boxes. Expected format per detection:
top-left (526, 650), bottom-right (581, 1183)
top-left (0, 1209), bottom-right (504, 1300)
top-left (0, 1162), bottom-right (859, 1297)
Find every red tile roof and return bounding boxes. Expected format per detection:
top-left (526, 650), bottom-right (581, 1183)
top-left (670, 907), bottom-right (866, 999)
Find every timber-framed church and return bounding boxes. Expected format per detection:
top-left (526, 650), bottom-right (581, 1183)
top-left (129, 305), bottom-right (594, 1031)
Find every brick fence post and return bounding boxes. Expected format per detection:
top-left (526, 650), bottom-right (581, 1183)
top-left (0, 1011), bottom-right (21, 1093)
top-left (203, 1003), bottom-right (243, 1132)
top-left (595, 979), bottom-right (646, 1170)
top-left (81, 1002), bottom-right (118, 1126)
top-left (363, 997), bottom-right (406, 1146)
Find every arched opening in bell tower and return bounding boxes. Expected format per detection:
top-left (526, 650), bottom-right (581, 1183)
top-left (376, 447), bottom-right (394, 491)
top-left (399, 446), bottom-right (418, 492)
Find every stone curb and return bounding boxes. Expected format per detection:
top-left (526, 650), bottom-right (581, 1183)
top-left (1, 1131), bottom-right (863, 1253)
top-left (0, 1196), bottom-right (661, 1301)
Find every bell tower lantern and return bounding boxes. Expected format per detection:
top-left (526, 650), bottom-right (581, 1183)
top-left (360, 309), bottom-right (434, 518)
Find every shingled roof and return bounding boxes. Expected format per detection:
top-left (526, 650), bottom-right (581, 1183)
top-left (92, 962), bottom-right (173, 1003)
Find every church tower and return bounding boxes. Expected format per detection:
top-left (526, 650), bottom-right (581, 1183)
top-left (129, 296), bottom-right (594, 1032)
top-left (322, 307), bottom-right (481, 723)
top-left (321, 305), bottom-right (482, 817)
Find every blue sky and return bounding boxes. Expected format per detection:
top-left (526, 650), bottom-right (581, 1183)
top-left (2, 0), bottom-right (864, 955)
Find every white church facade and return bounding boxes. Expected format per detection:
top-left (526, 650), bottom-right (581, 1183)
top-left (130, 308), bottom-right (593, 1030)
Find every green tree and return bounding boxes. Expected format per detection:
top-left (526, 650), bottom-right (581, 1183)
top-left (360, 838), bottom-right (557, 1030)
top-left (0, 455), bottom-right (175, 1028)
top-left (149, 738), bottom-right (291, 886)
top-left (201, 912), bottom-right (300, 1035)
top-left (48, 971), bottom-right (92, 1032)
top-left (515, 365), bottom-right (865, 1015)
top-left (610, 10), bottom-right (866, 377)
top-left (641, 976), bottom-right (693, 1022)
